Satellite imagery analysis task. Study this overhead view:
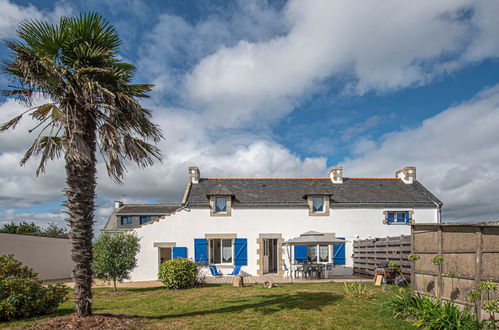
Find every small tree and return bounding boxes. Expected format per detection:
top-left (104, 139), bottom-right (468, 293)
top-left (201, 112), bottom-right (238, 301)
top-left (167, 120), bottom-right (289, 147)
top-left (92, 233), bottom-right (140, 291)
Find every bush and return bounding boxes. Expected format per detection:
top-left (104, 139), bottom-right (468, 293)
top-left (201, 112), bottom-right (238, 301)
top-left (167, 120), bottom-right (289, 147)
top-left (0, 255), bottom-right (68, 321)
top-left (158, 258), bottom-right (198, 289)
top-left (387, 290), bottom-right (480, 329)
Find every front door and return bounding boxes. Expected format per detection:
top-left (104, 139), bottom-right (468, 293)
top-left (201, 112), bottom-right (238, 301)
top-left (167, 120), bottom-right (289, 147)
top-left (263, 239), bottom-right (278, 274)
top-left (159, 247), bottom-right (172, 266)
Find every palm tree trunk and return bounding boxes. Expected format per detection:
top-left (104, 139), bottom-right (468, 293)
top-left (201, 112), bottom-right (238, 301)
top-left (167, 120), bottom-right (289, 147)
top-left (65, 110), bottom-right (97, 317)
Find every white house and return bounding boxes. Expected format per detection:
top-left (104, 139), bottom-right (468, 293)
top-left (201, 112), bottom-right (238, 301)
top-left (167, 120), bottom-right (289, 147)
top-left (109, 166), bottom-right (441, 281)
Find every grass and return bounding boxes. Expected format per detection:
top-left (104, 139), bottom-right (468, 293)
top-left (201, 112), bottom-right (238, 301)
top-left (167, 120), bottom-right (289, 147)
top-left (1, 283), bottom-right (415, 329)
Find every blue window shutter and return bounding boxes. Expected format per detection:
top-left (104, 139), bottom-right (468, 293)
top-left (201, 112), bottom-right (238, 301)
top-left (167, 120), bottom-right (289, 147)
top-left (406, 211), bottom-right (410, 223)
top-left (294, 245), bottom-right (307, 261)
top-left (194, 239), bottom-right (208, 265)
top-left (333, 238), bottom-right (346, 265)
top-left (172, 247), bottom-right (187, 259)
top-left (234, 238), bottom-right (247, 265)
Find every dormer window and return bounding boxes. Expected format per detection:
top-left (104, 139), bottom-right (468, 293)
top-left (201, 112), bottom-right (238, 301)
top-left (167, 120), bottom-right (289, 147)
top-left (215, 197), bottom-right (227, 213)
top-left (210, 195), bottom-right (232, 216)
top-left (312, 197), bottom-right (324, 213)
top-left (308, 195), bottom-right (330, 216)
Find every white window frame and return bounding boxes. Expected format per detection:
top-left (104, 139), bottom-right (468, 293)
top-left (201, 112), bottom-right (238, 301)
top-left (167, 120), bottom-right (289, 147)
top-left (208, 238), bottom-right (234, 265)
top-left (214, 196), bottom-right (228, 213)
top-left (384, 210), bottom-right (412, 225)
top-left (311, 196), bottom-right (325, 213)
top-left (304, 244), bottom-right (331, 263)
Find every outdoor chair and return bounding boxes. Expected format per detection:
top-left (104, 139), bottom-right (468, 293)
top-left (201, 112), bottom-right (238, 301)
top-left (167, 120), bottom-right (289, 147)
top-left (282, 263), bottom-right (292, 278)
top-left (324, 263), bottom-right (334, 279)
top-left (209, 265), bottom-right (223, 276)
top-left (228, 265), bottom-right (241, 276)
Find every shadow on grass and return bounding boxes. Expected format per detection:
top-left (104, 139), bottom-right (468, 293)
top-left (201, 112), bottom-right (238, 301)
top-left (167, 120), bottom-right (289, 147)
top-left (115, 283), bottom-right (227, 294)
top-left (142, 291), bottom-right (342, 320)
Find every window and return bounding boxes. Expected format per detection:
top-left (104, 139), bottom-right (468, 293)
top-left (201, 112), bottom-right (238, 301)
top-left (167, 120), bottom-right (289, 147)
top-left (312, 197), bottom-right (324, 213)
top-left (209, 239), bottom-right (233, 264)
top-left (386, 211), bottom-right (411, 224)
top-left (120, 216), bottom-right (132, 225)
top-left (307, 245), bottom-right (318, 262)
top-left (215, 197), bottom-right (227, 213)
top-left (140, 216), bottom-right (154, 224)
top-left (319, 245), bottom-right (329, 262)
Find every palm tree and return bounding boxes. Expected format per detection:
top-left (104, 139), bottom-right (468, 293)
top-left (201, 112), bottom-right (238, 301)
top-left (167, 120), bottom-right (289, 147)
top-left (1, 13), bottom-right (162, 316)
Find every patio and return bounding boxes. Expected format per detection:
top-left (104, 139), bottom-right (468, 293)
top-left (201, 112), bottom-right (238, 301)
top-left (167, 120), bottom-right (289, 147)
top-left (204, 274), bottom-right (371, 284)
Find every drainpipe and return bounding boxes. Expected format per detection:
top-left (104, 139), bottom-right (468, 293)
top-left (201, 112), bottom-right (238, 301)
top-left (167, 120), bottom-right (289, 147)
top-left (433, 201), bottom-right (442, 223)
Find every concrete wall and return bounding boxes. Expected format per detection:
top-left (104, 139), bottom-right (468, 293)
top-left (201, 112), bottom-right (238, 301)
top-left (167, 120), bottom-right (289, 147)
top-left (411, 223), bottom-right (499, 307)
top-left (130, 206), bottom-right (438, 281)
top-left (0, 233), bottom-right (73, 280)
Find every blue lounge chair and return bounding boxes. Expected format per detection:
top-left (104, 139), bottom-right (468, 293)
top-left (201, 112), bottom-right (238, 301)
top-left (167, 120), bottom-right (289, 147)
top-left (228, 265), bottom-right (241, 276)
top-left (209, 265), bottom-right (223, 276)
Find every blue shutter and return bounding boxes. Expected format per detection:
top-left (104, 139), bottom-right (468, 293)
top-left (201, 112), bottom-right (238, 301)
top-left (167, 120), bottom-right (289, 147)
top-left (172, 247), bottom-right (187, 259)
top-left (406, 211), bottom-right (410, 223)
top-left (234, 238), bottom-right (247, 265)
top-left (333, 237), bottom-right (346, 265)
top-left (194, 239), bottom-right (208, 265)
top-left (294, 245), bottom-right (307, 261)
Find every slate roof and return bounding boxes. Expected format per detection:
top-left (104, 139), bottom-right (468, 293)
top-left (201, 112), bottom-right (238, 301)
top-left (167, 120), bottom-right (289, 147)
top-left (186, 178), bottom-right (441, 207)
top-left (116, 204), bottom-right (181, 215)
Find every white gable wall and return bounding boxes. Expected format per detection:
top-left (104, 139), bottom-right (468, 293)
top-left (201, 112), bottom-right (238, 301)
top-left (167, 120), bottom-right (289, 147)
top-left (130, 206), bottom-right (437, 281)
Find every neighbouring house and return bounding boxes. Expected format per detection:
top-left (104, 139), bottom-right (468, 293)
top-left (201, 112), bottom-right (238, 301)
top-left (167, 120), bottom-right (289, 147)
top-left (103, 203), bottom-right (181, 234)
top-left (110, 166), bottom-right (441, 281)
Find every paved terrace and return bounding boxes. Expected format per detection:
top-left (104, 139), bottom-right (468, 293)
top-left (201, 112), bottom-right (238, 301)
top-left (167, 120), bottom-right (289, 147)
top-left (46, 275), bottom-right (372, 288)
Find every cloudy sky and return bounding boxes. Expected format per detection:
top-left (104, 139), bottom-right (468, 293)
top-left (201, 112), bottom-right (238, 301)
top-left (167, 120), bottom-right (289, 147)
top-left (1, 0), bottom-right (499, 230)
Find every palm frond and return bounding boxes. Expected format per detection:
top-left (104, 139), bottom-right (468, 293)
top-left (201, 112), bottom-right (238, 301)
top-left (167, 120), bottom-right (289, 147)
top-left (0, 115), bottom-right (23, 132)
top-left (20, 135), bottom-right (63, 175)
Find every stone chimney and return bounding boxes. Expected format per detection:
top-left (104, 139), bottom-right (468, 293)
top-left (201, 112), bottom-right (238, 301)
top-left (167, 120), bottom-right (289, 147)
top-left (396, 166), bottom-right (416, 184)
top-left (189, 166), bottom-right (200, 184)
top-left (328, 166), bottom-right (343, 184)
top-left (114, 200), bottom-right (123, 209)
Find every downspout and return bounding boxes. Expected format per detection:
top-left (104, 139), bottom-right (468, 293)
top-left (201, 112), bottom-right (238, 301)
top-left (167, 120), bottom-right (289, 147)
top-left (434, 201), bottom-right (442, 223)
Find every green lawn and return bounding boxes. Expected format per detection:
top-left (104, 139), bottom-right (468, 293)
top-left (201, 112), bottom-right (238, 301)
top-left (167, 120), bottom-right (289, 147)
top-left (1, 283), bottom-right (414, 329)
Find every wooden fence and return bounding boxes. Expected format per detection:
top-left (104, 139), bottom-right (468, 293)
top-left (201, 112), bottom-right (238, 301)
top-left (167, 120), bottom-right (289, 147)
top-left (353, 235), bottom-right (411, 277)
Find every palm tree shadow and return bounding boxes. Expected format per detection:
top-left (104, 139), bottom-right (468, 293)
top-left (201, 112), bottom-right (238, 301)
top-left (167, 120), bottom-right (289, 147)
top-left (143, 291), bottom-right (342, 320)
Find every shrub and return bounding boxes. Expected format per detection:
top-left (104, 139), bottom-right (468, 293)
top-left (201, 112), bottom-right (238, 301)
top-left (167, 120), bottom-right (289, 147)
top-left (158, 258), bottom-right (198, 289)
top-left (341, 282), bottom-right (376, 299)
top-left (93, 232), bottom-right (141, 291)
top-left (387, 290), bottom-right (480, 329)
top-left (0, 255), bottom-right (68, 321)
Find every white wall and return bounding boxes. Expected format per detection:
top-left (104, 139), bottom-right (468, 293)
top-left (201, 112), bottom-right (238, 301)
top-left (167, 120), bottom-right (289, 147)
top-left (130, 206), bottom-right (438, 281)
top-left (0, 233), bottom-right (73, 280)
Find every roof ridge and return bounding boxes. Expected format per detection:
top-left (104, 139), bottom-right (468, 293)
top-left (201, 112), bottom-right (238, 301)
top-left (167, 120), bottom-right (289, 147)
top-left (120, 203), bottom-right (181, 206)
top-left (201, 177), bottom-right (398, 180)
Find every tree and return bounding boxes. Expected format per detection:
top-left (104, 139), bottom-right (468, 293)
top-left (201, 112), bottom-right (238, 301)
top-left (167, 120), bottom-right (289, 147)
top-left (1, 13), bottom-right (162, 316)
top-left (0, 221), bottom-right (68, 238)
top-left (93, 233), bottom-right (140, 291)
top-left (43, 222), bottom-right (69, 238)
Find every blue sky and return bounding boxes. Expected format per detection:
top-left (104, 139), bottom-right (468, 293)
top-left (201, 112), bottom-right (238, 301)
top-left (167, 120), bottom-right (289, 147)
top-left (1, 0), bottom-right (499, 228)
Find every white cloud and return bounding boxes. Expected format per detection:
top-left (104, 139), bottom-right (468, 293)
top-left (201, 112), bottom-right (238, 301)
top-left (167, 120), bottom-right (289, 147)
top-left (186, 0), bottom-right (499, 128)
top-left (0, 0), bottom-right (72, 39)
top-left (342, 85), bottom-right (499, 220)
top-left (2, 0), bottom-right (499, 229)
